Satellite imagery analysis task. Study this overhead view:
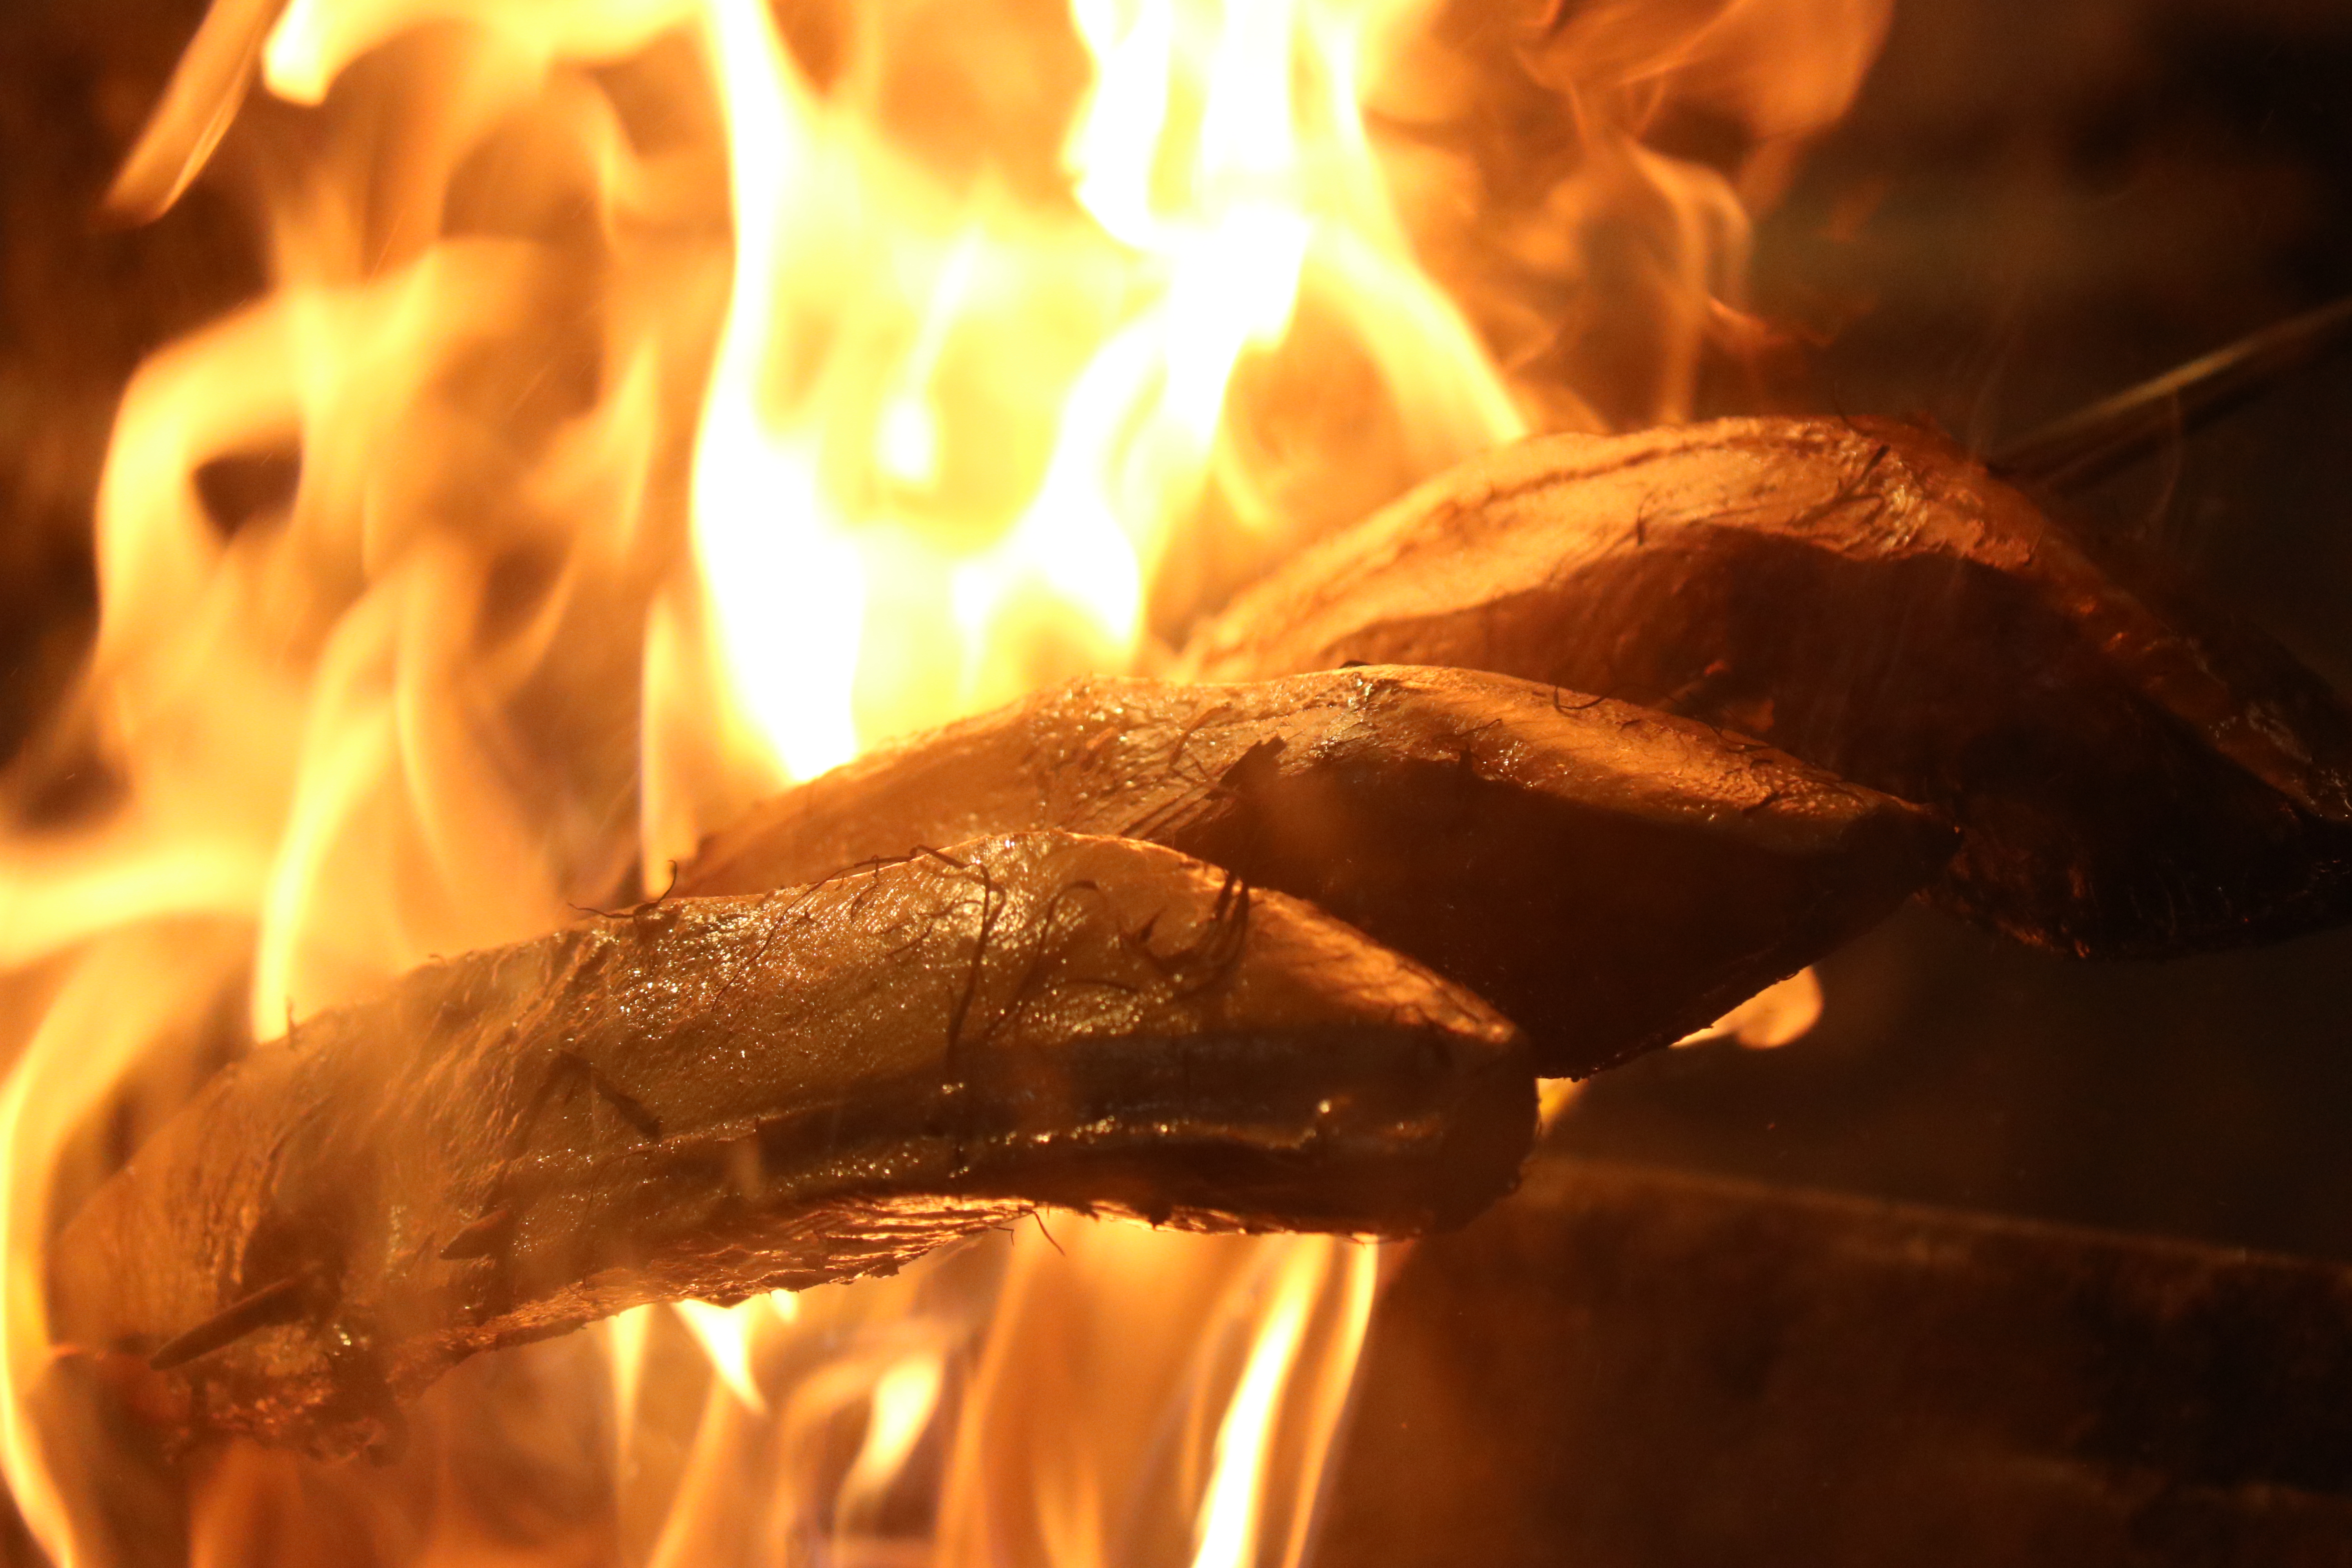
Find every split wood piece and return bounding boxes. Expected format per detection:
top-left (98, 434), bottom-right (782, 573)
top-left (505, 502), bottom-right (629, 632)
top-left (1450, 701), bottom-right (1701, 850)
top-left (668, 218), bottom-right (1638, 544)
top-left (685, 665), bottom-right (1955, 1079)
top-left (1179, 417), bottom-right (2352, 958)
top-left (52, 831), bottom-right (1530, 1457)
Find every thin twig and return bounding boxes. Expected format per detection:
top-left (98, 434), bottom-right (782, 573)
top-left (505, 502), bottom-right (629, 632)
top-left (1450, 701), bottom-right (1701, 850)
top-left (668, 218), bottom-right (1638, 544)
top-left (1992, 295), bottom-right (2352, 490)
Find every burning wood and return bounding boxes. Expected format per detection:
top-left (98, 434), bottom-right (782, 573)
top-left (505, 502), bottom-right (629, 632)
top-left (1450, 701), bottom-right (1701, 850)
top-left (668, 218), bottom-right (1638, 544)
top-left (52, 830), bottom-right (1530, 1456)
top-left (1180, 417), bottom-right (2352, 958)
top-left (685, 664), bottom-right (1954, 1078)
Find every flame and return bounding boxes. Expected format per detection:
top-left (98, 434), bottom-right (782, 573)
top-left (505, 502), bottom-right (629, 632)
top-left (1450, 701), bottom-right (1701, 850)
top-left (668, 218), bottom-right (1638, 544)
top-left (929, 1219), bottom-right (1380, 1568)
top-left (1189, 1238), bottom-right (1379, 1568)
top-left (0, 0), bottom-right (1891, 1561)
top-left (1678, 966), bottom-right (1825, 1049)
top-left (671, 1294), bottom-right (797, 1412)
top-left (670, 0), bottom-right (1526, 852)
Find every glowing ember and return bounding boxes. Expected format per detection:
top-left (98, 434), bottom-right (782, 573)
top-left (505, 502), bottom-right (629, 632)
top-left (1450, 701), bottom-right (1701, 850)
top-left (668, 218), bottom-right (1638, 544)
top-left (0, 0), bottom-right (1890, 1561)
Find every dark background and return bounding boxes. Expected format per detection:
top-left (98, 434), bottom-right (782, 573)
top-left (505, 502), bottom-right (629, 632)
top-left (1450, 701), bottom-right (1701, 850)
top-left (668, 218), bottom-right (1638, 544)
top-left (1564, 0), bottom-right (2352, 1261)
top-left (5, 0), bottom-right (2352, 1261)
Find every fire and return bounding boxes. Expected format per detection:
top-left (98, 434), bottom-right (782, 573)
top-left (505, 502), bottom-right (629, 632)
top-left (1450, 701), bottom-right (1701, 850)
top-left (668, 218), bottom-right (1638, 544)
top-left (672, 0), bottom-right (1531, 864)
top-left (0, 0), bottom-right (1890, 1562)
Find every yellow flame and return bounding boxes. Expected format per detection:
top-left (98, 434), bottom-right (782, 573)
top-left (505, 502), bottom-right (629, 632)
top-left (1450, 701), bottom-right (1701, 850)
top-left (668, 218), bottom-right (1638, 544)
top-left (675, 0), bottom-right (1521, 817)
top-left (838, 1352), bottom-right (947, 1520)
top-left (0, 0), bottom-right (1893, 1559)
top-left (1187, 1236), bottom-right (1381, 1568)
top-left (1677, 966), bottom-right (1824, 1049)
top-left (1191, 1247), bottom-right (1321, 1568)
top-left (672, 1294), bottom-right (794, 1412)
top-left (603, 1301), bottom-right (660, 1451)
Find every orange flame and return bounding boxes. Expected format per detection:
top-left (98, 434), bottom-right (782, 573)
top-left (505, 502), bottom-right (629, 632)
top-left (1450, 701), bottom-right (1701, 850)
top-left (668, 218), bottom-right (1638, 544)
top-left (0, 0), bottom-right (1889, 1561)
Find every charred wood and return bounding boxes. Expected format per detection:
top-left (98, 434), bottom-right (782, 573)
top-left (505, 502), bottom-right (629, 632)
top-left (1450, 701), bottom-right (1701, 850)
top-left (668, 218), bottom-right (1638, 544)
top-left (686, 665), bottom-right (1953, 1079)
top-left (53, 830), bottom-right (1530, 1456)
top-left (1180, 417), bottom-right (2352, 958)
top-left (1322, 1155), bottom-right (2352, 1568)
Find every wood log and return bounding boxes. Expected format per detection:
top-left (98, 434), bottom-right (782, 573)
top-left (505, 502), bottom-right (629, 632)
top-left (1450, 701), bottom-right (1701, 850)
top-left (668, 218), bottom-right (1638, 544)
top-left (1179, 417), bottom-right (2352, 958)
top-left (52, 831), bottom-right (1530, 1457)
top-left (1321, 1155), bottom-right (2352, 1568)
top-left (682, 666), bottom-right (1954, 1080)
